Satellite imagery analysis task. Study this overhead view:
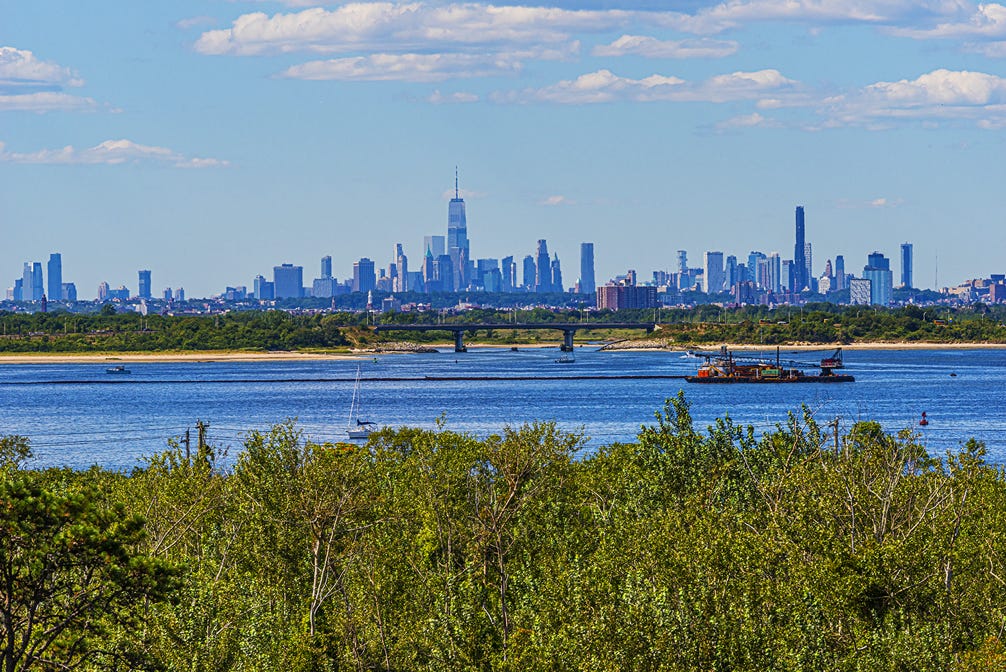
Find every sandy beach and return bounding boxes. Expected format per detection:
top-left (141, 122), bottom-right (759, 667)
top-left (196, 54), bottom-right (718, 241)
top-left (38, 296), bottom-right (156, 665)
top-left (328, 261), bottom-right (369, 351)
top-left (604, 340), bottom-right (1006, 352)
top-left (0, 351), bottom-right (365, 365)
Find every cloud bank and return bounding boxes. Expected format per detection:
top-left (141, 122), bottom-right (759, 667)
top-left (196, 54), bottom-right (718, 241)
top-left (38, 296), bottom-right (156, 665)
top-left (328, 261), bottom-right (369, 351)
top-left (0, 139), bottom-right (229, 168)
top-left (0, 47), bottom-right (100, 112)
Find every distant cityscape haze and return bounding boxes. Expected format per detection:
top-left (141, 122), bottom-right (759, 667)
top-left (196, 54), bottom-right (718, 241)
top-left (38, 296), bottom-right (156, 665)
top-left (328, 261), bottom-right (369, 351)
top-left (8, 189), bottom-right (992, 307)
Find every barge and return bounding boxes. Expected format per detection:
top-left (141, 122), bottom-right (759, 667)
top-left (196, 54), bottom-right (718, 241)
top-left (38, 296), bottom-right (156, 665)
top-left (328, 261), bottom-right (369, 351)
top-left (685, 347), bottom-right (855, 384)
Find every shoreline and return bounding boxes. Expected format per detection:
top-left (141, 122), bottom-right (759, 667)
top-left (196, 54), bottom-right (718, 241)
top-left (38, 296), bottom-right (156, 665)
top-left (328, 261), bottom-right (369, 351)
top-left (0, 343), bottom-right (565, 364)
top-left (0, 351), bottom-right (364, 364)
top-left (605, 341), bottom-right (1006, 352)
top-left (0, 340), bottom-right (1002, 363)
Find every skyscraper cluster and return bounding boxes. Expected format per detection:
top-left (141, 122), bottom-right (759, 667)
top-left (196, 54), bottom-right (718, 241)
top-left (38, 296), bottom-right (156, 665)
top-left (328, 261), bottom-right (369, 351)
top-left (666, 206), bottom-right (911, 306)
top-left (7, 253), bottom-right (77, 305)
top-left (258, 171), bottom-right (598, 301)
top-left (4, 180), bottom-right (927, 310)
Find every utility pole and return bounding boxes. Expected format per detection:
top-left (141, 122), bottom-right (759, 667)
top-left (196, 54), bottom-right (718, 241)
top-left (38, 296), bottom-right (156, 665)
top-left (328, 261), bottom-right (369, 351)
top-left (828, 417), bottom-right (841, 454)
top-left (196, 420), bottom-right (208, 453)
top-left (183, 428), bottom-right (191, 463)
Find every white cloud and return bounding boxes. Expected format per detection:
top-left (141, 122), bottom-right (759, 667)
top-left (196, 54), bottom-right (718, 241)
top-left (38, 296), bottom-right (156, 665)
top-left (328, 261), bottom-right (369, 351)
top-left (891, 2), bottom-right (1006, 39)
top-left (0, 47), bottom-right (83, 90)
top-left (541, 194), bottom-right (573, 205)
top-left (194, 3), bottom-right (637, 56)
top-left (0, 47), bottom-right (109, 113)
top-left (492, 68), bottom-right (797, 104)
top-left (0, 92), bottom-right (100, 112)
top-left (836, 196), bottom-right (905, 208)
top-left (865, 195), bottom-right (897, 206)
top-left (280, 44), bottom-right (576, 81)
top-left (0, 139), bottom-right (229, 168)
top-left (428, 89), bottom-right (480, 102)
top-left (593, 35), bottom-right (738, 58)
top-left (281, 53), bottom-right (519, 81)
top-left (965, 39), bottom-right (1006, 55)
top-left (664, 0), bottom-right (963, 35)
top-left (715, 111), bottom-right (782, 129)
top-left (822, 69), bottom-right (1006, 127)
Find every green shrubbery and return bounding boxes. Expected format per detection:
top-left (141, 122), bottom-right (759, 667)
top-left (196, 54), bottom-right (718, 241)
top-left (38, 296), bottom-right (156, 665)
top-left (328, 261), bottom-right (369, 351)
top-left (0, 304), bottom-right (1004, 353)
top-left (5, 398), bottom-right (1006, 669)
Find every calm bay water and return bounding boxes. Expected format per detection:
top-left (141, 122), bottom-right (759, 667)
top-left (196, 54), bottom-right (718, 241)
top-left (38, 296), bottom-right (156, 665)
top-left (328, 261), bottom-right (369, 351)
top-left (0, 346), bottom-right (1002, 470)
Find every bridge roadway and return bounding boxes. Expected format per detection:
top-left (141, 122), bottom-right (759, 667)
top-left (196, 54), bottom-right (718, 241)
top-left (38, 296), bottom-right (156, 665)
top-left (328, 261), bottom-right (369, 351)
top-left (373, 322), bottom-right (656, 352)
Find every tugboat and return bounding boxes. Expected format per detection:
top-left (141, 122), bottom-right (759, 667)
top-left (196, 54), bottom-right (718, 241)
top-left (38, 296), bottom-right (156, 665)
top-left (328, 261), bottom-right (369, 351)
top-left (685, 347), bottom-right (854, 384)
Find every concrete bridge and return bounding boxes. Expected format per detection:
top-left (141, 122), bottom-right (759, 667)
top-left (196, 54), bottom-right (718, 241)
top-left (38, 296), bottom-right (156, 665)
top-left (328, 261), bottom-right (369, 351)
top-left (373, 322), bottom-right (656, 352)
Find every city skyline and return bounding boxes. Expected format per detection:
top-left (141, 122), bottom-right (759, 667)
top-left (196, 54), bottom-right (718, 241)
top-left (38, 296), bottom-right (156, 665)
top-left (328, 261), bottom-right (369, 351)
top-left (4, 192), bottom-right (928, 304)
top-left (5, 1), bottom-right (1006, 296)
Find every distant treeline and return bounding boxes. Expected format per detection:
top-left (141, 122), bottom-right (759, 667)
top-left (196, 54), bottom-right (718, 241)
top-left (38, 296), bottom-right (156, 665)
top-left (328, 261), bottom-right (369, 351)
top-left (3, 398), bottom-right (1006, 670)
top-left (0, 303), bottom-right (1004, 352)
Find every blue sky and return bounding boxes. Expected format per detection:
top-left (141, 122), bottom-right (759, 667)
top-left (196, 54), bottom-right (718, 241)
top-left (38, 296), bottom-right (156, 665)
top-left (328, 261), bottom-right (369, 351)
top-left (2, 0), bottom-right (1005, 298)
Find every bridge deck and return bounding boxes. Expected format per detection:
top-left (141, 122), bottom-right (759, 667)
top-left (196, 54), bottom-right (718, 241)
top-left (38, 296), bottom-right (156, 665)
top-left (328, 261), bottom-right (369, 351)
top-left (373, 323), bottom-right (655, 332)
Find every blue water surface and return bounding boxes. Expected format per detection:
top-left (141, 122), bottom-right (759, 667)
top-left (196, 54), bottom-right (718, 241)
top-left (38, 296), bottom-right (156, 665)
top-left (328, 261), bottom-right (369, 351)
top-left (0, 346), bottom-right (1000, 470)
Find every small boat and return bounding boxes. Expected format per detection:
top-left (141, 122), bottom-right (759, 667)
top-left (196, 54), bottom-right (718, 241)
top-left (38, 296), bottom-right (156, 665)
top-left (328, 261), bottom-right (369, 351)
top-left (346, 366), bottom-right (376, 439)
top-left (555, 354), bottom-right (575, 364)
top-left (106, 365), bottom-right (131, 374)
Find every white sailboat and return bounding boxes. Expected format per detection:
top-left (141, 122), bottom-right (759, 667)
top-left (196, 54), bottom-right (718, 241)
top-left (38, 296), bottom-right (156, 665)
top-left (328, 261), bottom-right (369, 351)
top-left (346, 367), bottom-right (376, 440)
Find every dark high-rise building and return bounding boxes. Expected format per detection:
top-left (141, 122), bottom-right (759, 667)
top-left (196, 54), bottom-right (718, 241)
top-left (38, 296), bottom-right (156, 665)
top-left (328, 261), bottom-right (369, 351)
top-left (321, 255), bottom-right (332, 279)
top-left (447, 169), bottom-right (469, 290)
top-left (435, 254), bottom-right (454, 292)
top-left (597, 284), bottom-right (657, 310)
top-left (579, 242), bottom-right (595, 294)
top-left (392, 244), bottom-right (409, 292)
top-left (703, 251), bottom-right (724, 294)
top-left (138, 270), bottom-right (152, 299)
top-left (273, 263), bottom-right (304, 299)
top-left (22, 263), bottom-right (35, 302)
top-left (522, 255), bottom-right (535, 290)
top-left (535, 240), bottom-right (552, 293)
top-left (864, 252), bottom-right (893, 305)
top-left (352, 258), bottom-right (376, 293)
top-left (835, 255), bottom-right (846, 291)
top-left (551, 254), bottom-right (563, 293)
top-left (423, 248), bottom-right (436, 292)
top-left (748, 251), bottom-right (767, 289)
top-left (254, 275), bottom-right (275, 300)
top-left (782, 259), bottom-right (795, 293)
top-left (794, 206), bottom-right (806, 291)
top-left (31, 262), bottom-right (43, 301)
top-left (867, 251), bottom-right (890, 271)
top-left (424, 235), bottom-right (445, 258)
top-left (900, 243), bottom-right (913, 289)
top-left (501, 255), bottom-right (515, 292)
top-left (47, 253), bottom-right (63, 301)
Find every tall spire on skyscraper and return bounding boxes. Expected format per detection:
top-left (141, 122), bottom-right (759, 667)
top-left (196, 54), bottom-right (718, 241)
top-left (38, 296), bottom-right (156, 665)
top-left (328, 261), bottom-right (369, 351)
top-left (794, 205), bottom-right (806, 292)
top-left (447, 166), bottom-right (469, 290)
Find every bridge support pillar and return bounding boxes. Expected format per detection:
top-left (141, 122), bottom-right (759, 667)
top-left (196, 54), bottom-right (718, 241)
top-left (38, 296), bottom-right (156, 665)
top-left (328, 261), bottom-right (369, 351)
top-left (561, 329), bottom-right (575, 352)
top-left (454, 330), bottom-right (467, 353)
